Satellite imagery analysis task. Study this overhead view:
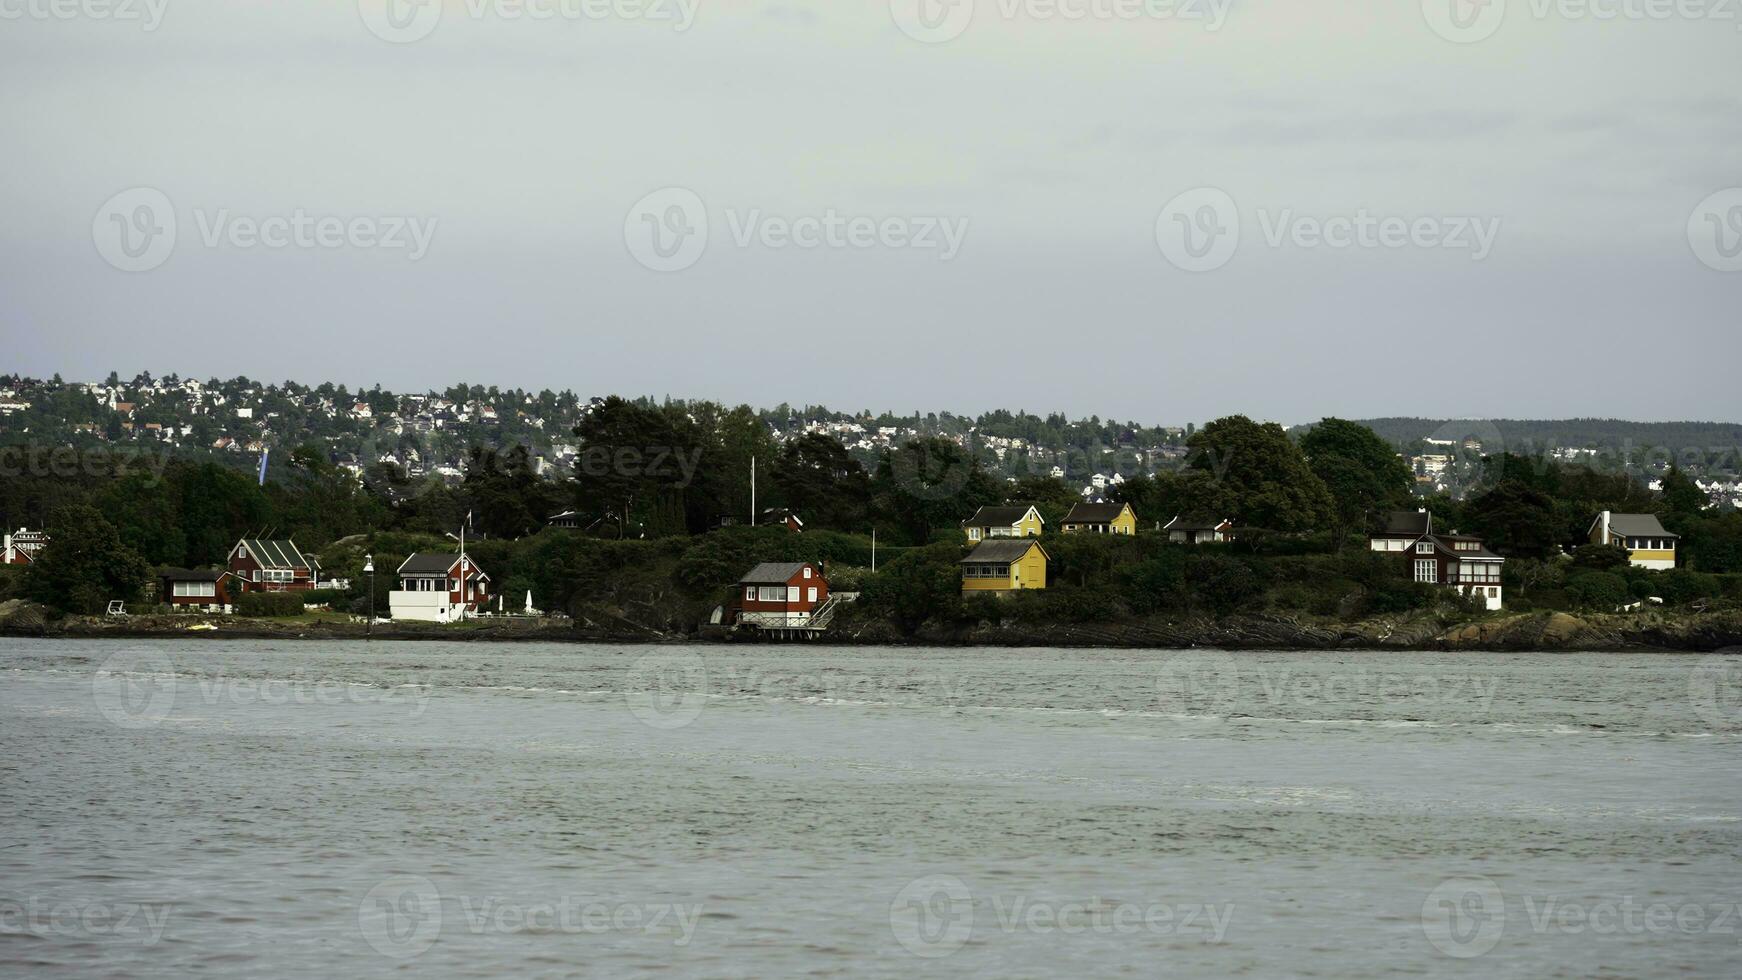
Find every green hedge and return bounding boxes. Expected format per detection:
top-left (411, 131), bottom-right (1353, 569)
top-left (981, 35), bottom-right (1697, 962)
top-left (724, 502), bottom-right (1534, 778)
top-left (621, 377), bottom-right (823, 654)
top-left (235, 592), bottom-right (306, 617)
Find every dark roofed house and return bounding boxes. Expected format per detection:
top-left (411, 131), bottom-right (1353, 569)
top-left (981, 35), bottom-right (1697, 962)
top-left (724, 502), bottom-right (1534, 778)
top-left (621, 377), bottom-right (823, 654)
top-left (761, 508), bottom-right (804, 532)
top-left (227, 538), bottom-right (319, 593)
top-left (158, 567), bottom-right (232, 612)
top-left (1589, 511), bottom-right (1679, 569)
top-left (390, 552), bottom-right (490, 623)
top-left (1398, 532), bottom-right (1506, 610)
top-left (961, 504), bottom-right (1044, 543)
top-left (1370, 509), bottom-right (1434, 552)
top-left (730, 561), bottom-right (828, 626)
top-left (1163, 515), bottom-right (1233, 544)
top-left (960, 539), bottom-right (1049, 593)
top-left (1061, 502), bottom-right (1137, 535)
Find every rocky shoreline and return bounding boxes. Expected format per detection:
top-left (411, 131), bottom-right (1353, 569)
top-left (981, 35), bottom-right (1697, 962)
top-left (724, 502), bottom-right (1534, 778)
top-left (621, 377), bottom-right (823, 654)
top-left (2, 599), bottom-right (1738, 652)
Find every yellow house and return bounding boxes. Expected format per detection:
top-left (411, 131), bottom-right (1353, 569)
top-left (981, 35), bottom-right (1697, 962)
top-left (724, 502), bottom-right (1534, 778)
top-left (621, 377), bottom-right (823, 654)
top-left (961, 504), bottom-right (1044, 544)
top-left (1588, 511), bottom-right (1679, 570)
top-left (1061, 501), bottom-right (1137, 535)
top-left (961, 540), bottom-right (1049, 592)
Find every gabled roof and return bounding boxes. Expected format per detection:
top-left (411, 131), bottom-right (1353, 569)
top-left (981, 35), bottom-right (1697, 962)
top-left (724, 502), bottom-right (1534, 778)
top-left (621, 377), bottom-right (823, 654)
top-left (1422, 534), bottom-right (1503, 560)
top-left (236, 538), bottom-right (309, 569)
top-left (397, 552), bottom-right (489, 578)
top-left (962, 505), bottom-right (1041, 528)
top-left (961, 540), bottom-right (1048, 563)
top-left (1063, 502), bottom-right (1129, 524)
top-left (737, 561), bottom-right (814, 584)
top-left (1163, 515), bottom-right (1233, 532)
top-left (1593, 512), bottom-right (1679, 539)
top-left (1378, 510), bottom-right (1433, 537)
top-left (157, 567), bottom-right (224, 581)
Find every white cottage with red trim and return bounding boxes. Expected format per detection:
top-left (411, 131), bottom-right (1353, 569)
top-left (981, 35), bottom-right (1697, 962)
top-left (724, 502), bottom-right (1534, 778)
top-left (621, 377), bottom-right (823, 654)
top-left (389, 552), bottom-right (490, 623)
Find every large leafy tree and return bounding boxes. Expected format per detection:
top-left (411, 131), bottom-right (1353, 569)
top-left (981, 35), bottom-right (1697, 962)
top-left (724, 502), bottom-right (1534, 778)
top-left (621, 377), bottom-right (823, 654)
top-left (25, 503), bottom-right (152, 614)
top-left (1462, 480), bottom-right (1561, 559)
top-left (772, 433), bottom-right (871, 531)
top-left (870, 438), bottom-right (1001, 544)
top-left (1299, 418), bottom-right (1414, 548)
top-left (1183, 416), bottom-right (1333, 533)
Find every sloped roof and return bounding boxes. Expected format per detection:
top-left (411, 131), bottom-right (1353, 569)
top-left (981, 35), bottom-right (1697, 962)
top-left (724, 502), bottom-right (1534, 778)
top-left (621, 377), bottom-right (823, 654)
top-left (1164, 515), bottom-right (1232, 532)
top-left (1379, 510), bottom-right (1433, 536)
top-left (158, 567), bottom-right (224, 581)
top-left (238, 538), bottom-right (308, 569)
top-left (738, 562), bottom-right (811, 584)
top-left (1604, 513), bottom-right (1678, 538)
top-left (1064, 502), bottom-right (1127, 523)
top-left (397, 553), bottom-right (487, 579)
top-left (962, 505), bottom-right (1039, 528)
top-left (1427, 534), bottom-right (1503, 560)
top-left (961, 540), bottom-right (1047, 563)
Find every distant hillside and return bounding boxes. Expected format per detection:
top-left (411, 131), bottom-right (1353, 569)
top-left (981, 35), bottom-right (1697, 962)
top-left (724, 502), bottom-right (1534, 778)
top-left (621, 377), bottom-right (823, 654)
top-left (1298, 418), bottom-right (1742, 457)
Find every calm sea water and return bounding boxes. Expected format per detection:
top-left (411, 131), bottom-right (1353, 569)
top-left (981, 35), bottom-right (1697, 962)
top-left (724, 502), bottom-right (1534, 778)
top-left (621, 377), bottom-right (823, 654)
top-left (1, 639), bottom-right (1739, 978)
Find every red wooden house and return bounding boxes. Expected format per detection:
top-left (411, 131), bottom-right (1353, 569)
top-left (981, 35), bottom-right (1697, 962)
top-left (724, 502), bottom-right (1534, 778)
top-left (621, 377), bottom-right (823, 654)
top-left (729, 561), bottom-right (828, 626)
top-left (157, 568), bottom-right (233, 612)
top-left (227, 538), bottom-right (320, 592)
top-left (3, 527), bottom-right (48, 565)
top-left (390, 552), bottom-right (490, 622)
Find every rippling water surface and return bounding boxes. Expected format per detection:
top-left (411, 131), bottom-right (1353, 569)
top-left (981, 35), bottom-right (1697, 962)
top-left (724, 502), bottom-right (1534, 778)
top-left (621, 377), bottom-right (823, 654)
top-left (2, 639), bottom-right (1738, 977)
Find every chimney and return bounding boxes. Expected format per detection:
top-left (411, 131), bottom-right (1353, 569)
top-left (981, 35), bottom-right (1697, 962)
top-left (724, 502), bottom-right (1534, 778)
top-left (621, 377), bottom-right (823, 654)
top-left (1600, 510), bottom-right (1612, 545)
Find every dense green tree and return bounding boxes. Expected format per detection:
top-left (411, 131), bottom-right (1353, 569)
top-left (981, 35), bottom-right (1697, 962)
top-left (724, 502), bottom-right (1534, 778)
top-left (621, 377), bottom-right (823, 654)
top-left (1462, 480), bottom-right (1561, 559)
top-left (869, 438), bottom-right (1001, 544)
top-left (1183, 416), bottom-right (1333, 533)
top-left (1660, 464), bottom-right (1708, 516)
top-left (24, 504), bottom-right (152, 614)
top-left (1299, 418), bottom-right (1414, 549)
top-left (772, 433), bottom-right (871, 531)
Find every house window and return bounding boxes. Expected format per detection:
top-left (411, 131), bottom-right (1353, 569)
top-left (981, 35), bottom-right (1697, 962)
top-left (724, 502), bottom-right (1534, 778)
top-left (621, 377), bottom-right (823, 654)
top-left (1415, 541), bottom-right (1434, 554)
top-left (173, 581), bottom-right (215, 597)
top-left (1414, 559), bottom-right (1437, 583)
top-left (807, 587), bottom-right (817, 602)
top-left (968, 528), bottom-right (981, 540)
top-left (757, 586), bottom-right (786, 602)
top-left (745, 587), bottom-right (755, 601)
top-left (802, 567), bottom-right (812, 579)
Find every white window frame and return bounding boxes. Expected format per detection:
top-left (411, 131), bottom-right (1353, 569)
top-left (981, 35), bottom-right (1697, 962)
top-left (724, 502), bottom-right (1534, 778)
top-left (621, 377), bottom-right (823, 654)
top-left (807, 587), bottom-right (818, 602)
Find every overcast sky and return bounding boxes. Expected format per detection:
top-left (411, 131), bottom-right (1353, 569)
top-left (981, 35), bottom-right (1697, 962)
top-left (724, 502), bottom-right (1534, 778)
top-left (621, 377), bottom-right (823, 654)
top-left (2, 1), bottom-right (1737, 426)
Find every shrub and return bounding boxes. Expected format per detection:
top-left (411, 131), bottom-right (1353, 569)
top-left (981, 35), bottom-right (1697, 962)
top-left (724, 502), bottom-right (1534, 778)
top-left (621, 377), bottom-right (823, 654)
top-left (1566, 572), bottom-right (1629, 610)
top-left (302, 588), bottom-right (349, 606)
top-left (235, 592), bottom-right (306, 617)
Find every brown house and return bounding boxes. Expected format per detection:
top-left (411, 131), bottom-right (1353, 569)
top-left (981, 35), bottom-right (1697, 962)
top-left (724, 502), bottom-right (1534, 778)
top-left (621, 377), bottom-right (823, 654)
top-left (729, 561), bottom-right (828, 627)
top-left (158, 568), bottom-right (233, 612)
